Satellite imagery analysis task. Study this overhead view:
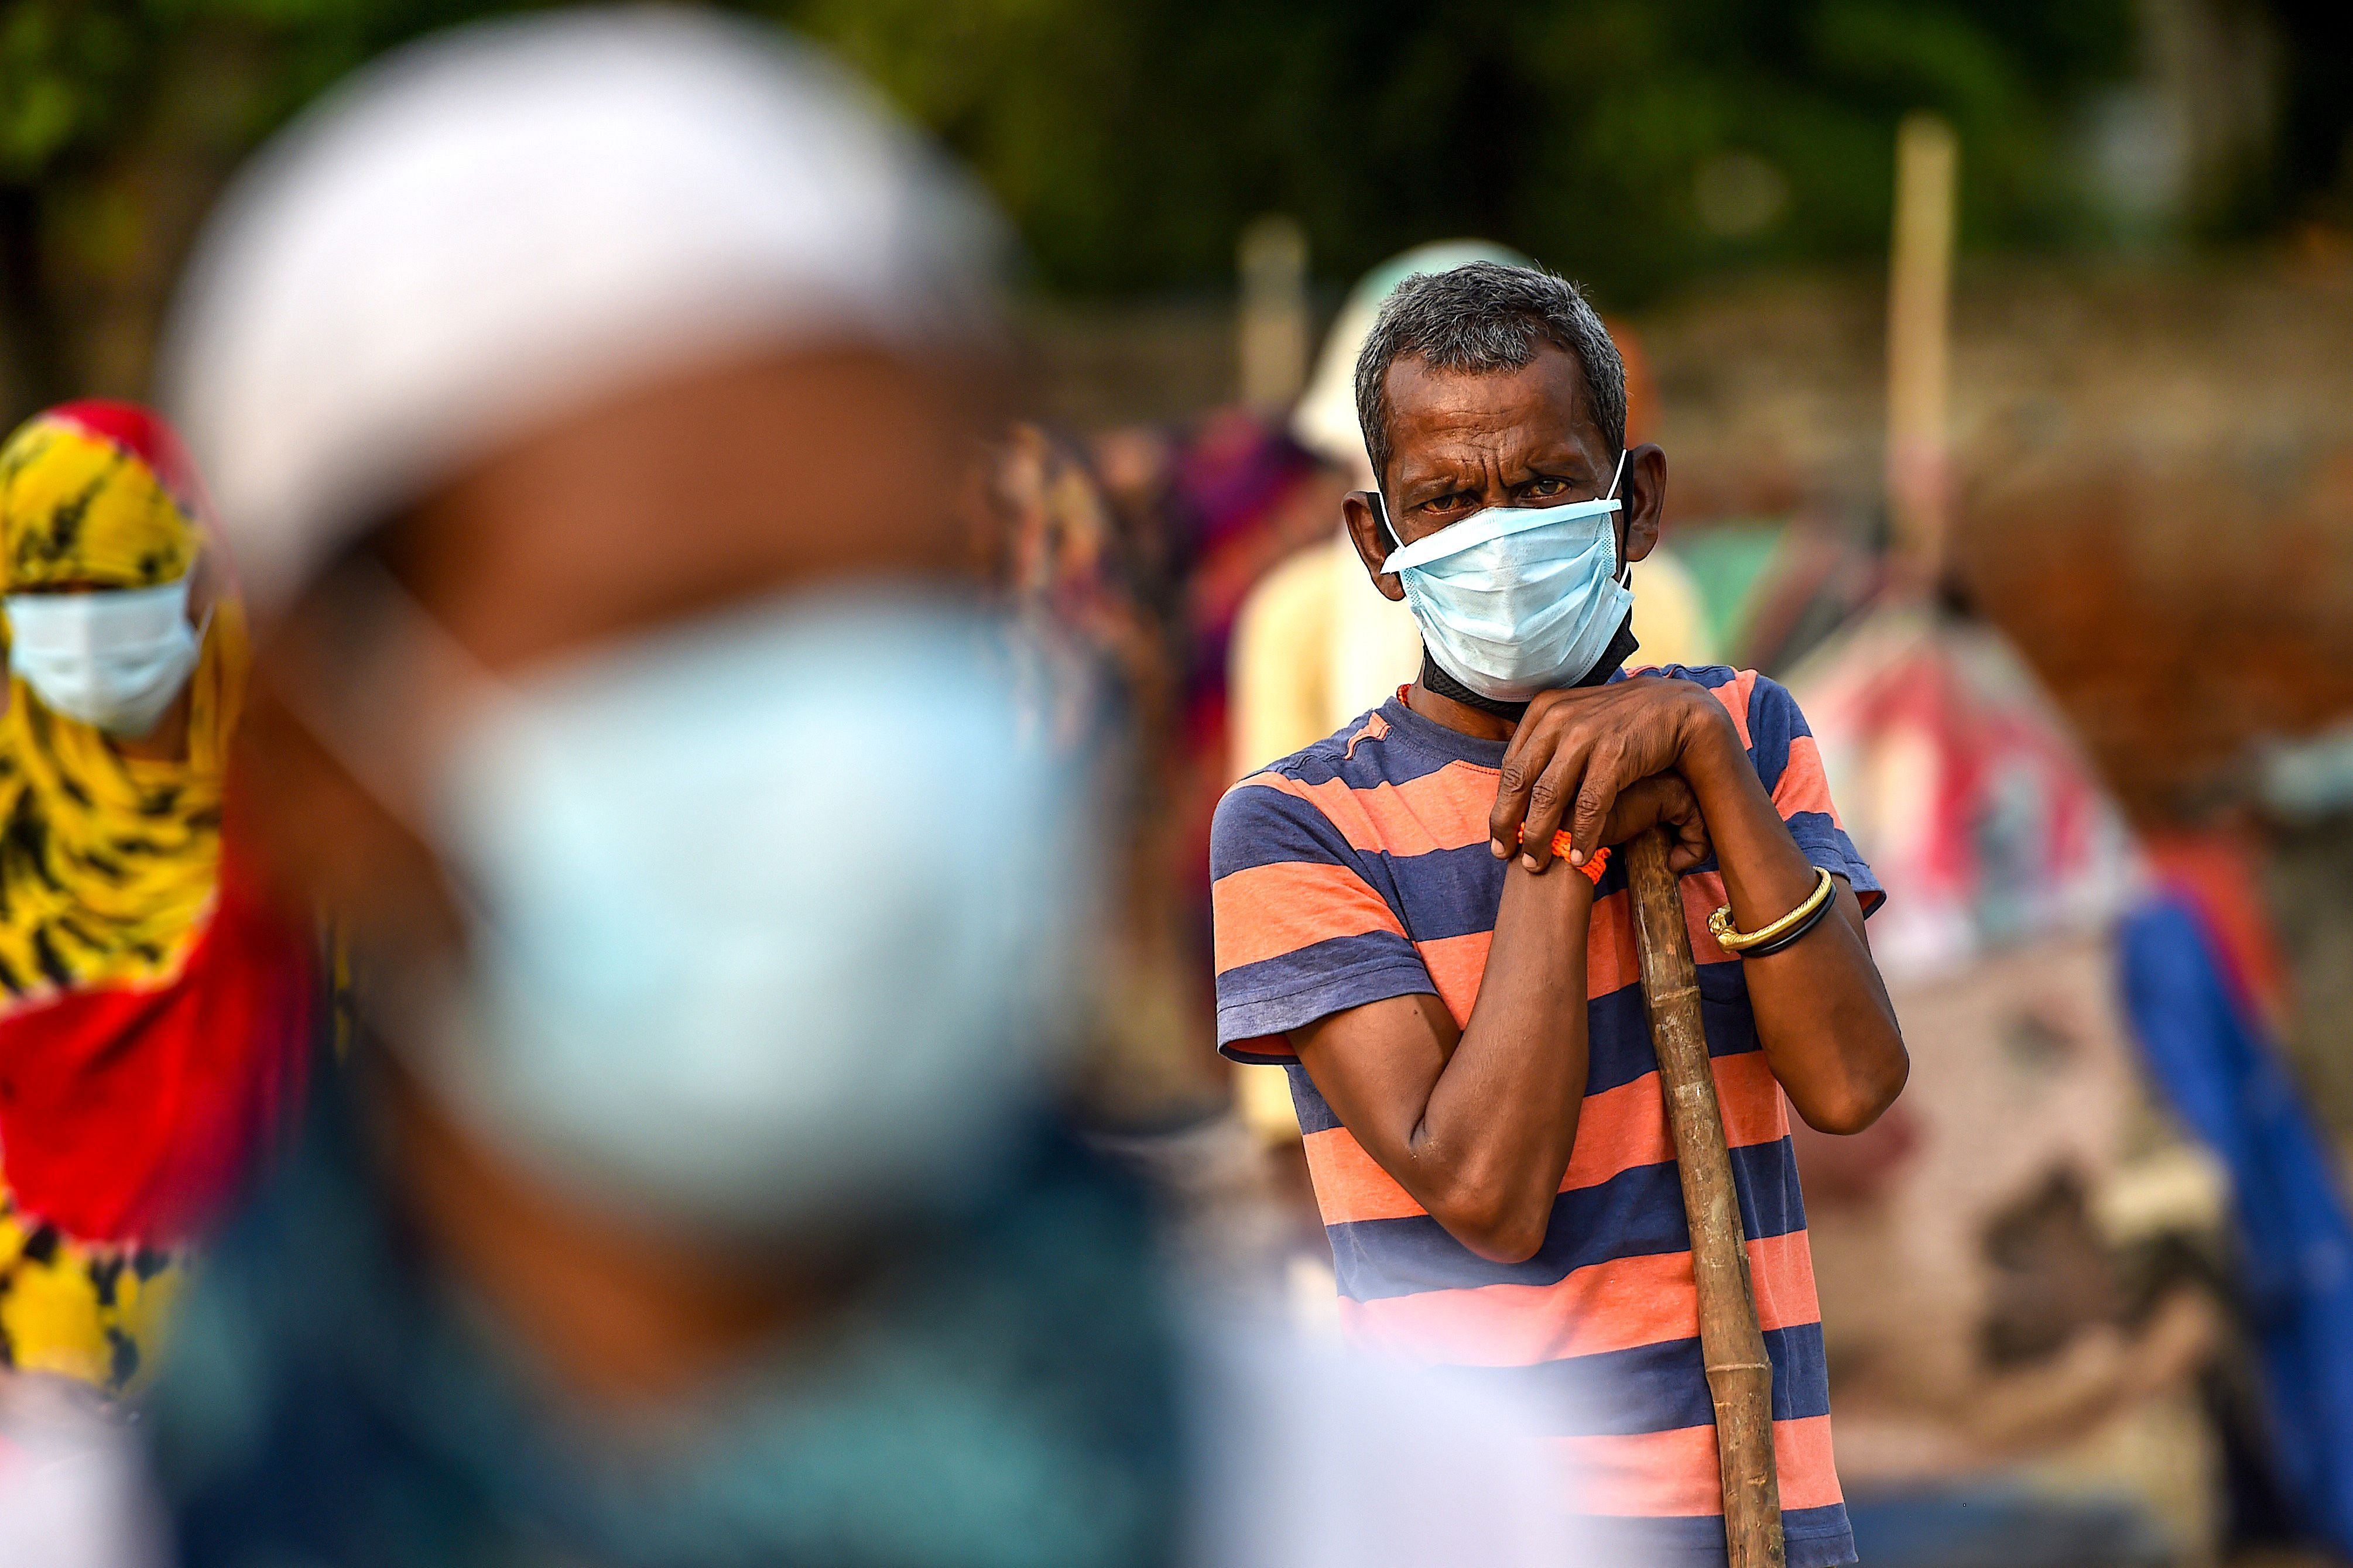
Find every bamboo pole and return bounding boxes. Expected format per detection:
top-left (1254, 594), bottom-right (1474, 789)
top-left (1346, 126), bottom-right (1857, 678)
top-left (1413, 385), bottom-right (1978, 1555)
top-left (1886, 112), bottom-right (1959, 592)
top-left (1237, 215), bottom-right (1309, 414)
top-left (1624, 827), bottom-right (1785, 1568)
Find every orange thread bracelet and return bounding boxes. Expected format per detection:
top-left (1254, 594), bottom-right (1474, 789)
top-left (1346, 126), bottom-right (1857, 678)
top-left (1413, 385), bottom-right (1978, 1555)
top-left (1515, 826), bottom-right (1612, 885)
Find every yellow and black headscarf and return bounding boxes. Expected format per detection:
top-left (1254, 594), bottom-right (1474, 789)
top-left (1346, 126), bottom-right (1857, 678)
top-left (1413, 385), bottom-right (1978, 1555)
top-left (0, 403), bottom-right (203, 591)
top-left (0, 402), bottom-right (273, 1394)
top-left (0, 401), bottom-right (246, 998)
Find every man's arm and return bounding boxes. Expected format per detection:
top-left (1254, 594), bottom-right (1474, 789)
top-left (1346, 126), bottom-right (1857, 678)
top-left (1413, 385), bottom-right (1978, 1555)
top-left (1289, 855), bottom-right (1592, 1265)
top-left (1487, 677), bottom-right (1908, 1134)
top-left (1287, 777), bottom-right (1705, 1264)
top-left (1677, 727), bottom-right (1906, 1132)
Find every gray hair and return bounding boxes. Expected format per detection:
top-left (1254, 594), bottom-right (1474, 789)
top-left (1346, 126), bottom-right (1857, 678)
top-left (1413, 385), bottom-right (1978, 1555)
top-left (1353, 262), bottom-right (1626, 492)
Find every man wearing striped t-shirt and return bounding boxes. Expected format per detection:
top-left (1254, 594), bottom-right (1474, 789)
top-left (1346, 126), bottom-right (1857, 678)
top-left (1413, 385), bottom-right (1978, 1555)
top-left (1211, 263), bottom-right (1907, 1568)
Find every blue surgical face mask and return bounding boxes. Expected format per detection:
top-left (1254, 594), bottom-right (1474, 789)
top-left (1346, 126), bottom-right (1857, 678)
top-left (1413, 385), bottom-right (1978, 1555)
top-left (5, 577), bottom-right (205, 737)
top-left (299, 580), bottom-right (1090, 1236)
top-left (1375, 450), bottom-right (1633, 702)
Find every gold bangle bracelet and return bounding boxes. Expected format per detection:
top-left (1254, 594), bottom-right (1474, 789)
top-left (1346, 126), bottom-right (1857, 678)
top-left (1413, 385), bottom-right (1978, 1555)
top-left (1707, 867), bottom-right (1835, 953)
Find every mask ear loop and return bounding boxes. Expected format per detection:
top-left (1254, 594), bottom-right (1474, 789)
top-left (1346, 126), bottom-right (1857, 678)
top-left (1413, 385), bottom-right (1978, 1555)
top-left (1371, 490), bottom-right (1402, 556)
top-left (1606, 448), bottom-right (1633, 587)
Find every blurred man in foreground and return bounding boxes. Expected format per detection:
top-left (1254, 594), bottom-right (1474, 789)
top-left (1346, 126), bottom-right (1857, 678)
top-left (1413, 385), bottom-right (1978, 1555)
top-left (1210, 263), bottom-right (1909, 1566)
top-left (53, 12), bottom-right (1584, 1567)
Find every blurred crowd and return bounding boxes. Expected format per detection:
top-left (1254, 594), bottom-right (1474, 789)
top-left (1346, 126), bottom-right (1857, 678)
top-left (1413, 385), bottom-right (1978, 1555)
top-left (0, 8), bottom-right (2348, 1568)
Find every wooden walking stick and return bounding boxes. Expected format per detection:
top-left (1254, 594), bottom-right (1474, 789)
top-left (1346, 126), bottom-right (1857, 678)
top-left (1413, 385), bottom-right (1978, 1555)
top-left (1623, 826), bottom-right (1785, 1568)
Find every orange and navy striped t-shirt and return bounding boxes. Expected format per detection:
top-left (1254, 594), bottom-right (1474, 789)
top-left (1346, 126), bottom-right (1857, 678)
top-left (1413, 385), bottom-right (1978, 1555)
top-left (1210, 667), bottom-right (1879, 1568)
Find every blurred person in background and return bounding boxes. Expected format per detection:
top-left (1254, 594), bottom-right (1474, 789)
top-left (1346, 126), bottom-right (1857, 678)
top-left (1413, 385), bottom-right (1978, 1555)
top-left (0, 401), bottom-right (311, 1395)
top-left (1211, 262), bottom-right (1910, 1567)
top-left (51, 12), bottom-right (1585, 1568)
top-left (974, 424), bottom-right (1246, 1144)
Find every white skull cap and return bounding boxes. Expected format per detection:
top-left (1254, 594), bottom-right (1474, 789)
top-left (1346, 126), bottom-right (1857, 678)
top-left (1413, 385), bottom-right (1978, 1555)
top-left (157, 6), bottom-right (1004, 616)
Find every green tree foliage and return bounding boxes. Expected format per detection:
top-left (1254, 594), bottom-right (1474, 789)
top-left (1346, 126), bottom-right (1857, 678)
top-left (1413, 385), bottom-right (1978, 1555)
top-left (0, 0), bottom-right (2144, 414)
top-left (0, 1), bottom-right (576, 409)
top-left (786, 0), bottom-right (2138, 297)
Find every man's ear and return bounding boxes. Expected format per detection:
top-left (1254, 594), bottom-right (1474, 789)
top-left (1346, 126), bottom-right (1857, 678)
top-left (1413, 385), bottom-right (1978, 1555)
top-left (1340, 492), bottom-right (1406, 602)
top-left (1620, 443), bottom-right (1667, 564)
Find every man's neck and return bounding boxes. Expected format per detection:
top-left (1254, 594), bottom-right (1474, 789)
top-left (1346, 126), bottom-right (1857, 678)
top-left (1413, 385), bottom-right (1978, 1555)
top-left (1404, 678), bottom-right (1520, 743)
top-left (1403, 616), bottom-right (1642, 743)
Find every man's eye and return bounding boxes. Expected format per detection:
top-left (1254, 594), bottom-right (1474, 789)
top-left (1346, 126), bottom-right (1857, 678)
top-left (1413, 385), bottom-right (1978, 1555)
top-left (1526, 478), bottom-right (1567, 497)
top-left (1423, 492), bottom-right (1472, 514)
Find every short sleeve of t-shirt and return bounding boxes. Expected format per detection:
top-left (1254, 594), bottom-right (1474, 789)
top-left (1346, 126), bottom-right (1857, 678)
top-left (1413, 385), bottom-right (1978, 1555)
top-left (1208, 779), bottom-right (1434, 1063)
top-left (1710, 667), bottom-right (1885, 914)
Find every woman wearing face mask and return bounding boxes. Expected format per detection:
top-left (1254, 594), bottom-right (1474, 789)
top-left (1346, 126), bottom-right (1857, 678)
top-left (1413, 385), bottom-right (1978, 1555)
top-left (0, 401), bottom-right (313, 1393)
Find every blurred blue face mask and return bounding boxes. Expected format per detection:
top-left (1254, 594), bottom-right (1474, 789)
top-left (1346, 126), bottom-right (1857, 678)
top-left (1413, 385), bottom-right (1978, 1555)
top-left (6, 577), bottom-right (205, 737)
top-left (1376, 450), bottom-right (1632, 702)
top-left (299, 579), bottom-right (1088, 1235)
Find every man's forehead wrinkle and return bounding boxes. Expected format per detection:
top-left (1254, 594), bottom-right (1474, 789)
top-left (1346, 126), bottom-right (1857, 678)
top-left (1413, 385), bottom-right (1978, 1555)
top-left (1395, 427), bottom-right (1549, 488)
top-left (1388, 394), bottom-right (1598, 502)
